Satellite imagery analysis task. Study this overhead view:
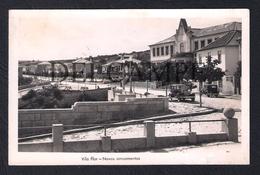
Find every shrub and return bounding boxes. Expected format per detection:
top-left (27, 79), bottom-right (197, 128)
top-left (52, 88), bottom-right (63, 100)
top-left (21, 89), bottom-right (36, 100)
top-left (18, 76), bottom-right (33, 86)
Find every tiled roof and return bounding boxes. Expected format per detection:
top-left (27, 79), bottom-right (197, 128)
top-left (72, 59), bottom-right (92, 64)
top-left (196, 30), bottom-right (241, 51)
top-left (191, 22), bottom-right (241, 37)
top-left (150, 35), bottom-right (176, 46)
top-left (149, 20), bottom-right (241, 47)
top-left (38, 61), bottom-right (51, 65)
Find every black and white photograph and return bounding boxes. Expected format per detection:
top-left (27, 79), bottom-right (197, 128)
top-left (9, 9), bottom-right (249, 165)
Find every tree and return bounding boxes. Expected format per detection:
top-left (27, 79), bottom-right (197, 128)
top-left (234, 61), bottom-right (241, 95)
top-left (194, 55), bottom-right (225, 107)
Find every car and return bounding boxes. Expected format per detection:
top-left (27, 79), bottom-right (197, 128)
top-left (201, 84), bottom-right (219, 97)
top-left (169, 84), bottom-right (195, 102)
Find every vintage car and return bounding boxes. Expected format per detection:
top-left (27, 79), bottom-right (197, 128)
top-left (168, 84), bottom-right (195, 102)
top-left (201, 84), bottom-right (219, 97)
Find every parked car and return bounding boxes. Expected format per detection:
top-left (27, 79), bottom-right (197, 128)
top-left (201, 84), bottom-right (219, 97)
top-left (169, 84), bottom-right (195, 102)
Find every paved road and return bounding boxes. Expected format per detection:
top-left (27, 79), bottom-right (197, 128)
top-left (19, 78), bottom-right (241, 110)
top-left (58, 80), bottom-right (241, 110)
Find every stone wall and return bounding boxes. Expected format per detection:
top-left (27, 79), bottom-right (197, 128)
top-left (63, 88), bottom-right (109, 102)
top-left (132, 81), bottom-right (162, 89)
top-left (19, 97), bottom-right (169, 137)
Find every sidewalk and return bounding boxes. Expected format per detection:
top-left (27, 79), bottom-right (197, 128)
top-left (148, 141), bottom-right (248, 164)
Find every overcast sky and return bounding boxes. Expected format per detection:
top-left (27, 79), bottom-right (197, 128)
top-left (9, 10), bottom-right (242, 61)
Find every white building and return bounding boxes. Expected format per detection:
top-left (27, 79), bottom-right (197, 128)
top-left (149, 18), bottom-right (241, 95)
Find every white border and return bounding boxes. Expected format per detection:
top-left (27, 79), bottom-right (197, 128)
top-left (9, 9), bottom-right (250, 165)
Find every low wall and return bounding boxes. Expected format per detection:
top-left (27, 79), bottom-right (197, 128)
top-left (18, 133), bottom-right (228, 152)
top-left (133, 81), bottom-right (162, 89)
top-left (18, 117), bottom-right (238, 152)
top-left (19, 97), bottom-right (169, 137)
top-left (108, 89), bottom-right (137, 102)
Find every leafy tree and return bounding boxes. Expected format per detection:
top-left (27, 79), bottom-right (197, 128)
top-left (20, 85), bottom-right (64, 109)
top-left (19, 76), bottom-right (33, 86)
top-left (52, 87), bottom-right (63, 100)
top-left (195, 56), bottom-right (225, 83)
top-left (21, 89), bottom-right (36, 100)
top-left (194, 55), bottom-right (225, 106)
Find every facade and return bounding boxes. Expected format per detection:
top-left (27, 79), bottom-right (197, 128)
top-left (149, 19), bottom-right (195, 63)
top-left (149, 19), bottom-right (241, 95)
top-left (196, 31), bottom-right (241, 95)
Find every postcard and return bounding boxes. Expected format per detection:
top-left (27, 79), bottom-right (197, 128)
top-left (9, 9), bottom-right (250, 165)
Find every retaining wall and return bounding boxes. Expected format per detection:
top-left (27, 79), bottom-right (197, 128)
top-left (19, 97), bottom-right (169, 137)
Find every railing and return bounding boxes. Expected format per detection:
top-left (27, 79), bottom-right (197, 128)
top-left (155, 119), bottom-right (226, 133)
top-left (18, 117), bottom-right (238, 152)
top-left (19, 119), bottom-right (227, 142)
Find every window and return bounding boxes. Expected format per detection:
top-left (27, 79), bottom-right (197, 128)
top-left (152, 48), bottom-right (156, 57)
top-left (198, 54), bottom-right (202, 64)
top-left (180, 43), bottom-right (184, 53)
top-left (207, 52), bottom-right (211, 62)
top-left (217, 50), bottom-right (222, 62)
top-left (226, 76), bottom-right (233, 83)
top-left (156, 48), bottom-right (160, 56)
top-left (218, 80), bottom-right (223, 89)
top-left (165, 46), bottom-right (169, 55)
top-left (161, 47), bottom-right (164, 56)
top-left (207, 39), bottom-right (212, 44)
top-left (200, 40), bottom-right (205, 48)
top-left (195, 41), bottom-right (199, 50)
top-left (170, 45), bottom-right (174, 55)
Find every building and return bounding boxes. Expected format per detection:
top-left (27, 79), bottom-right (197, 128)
top-left (196, 30), bottom-right (241, 95)
top-left (149, 18), bottom-right (241, 95)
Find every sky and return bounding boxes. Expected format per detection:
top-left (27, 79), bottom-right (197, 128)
top-left (9, 10), bottom-right (243, 61)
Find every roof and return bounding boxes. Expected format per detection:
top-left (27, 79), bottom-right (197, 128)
top-left (191, 22), bottom-right (241, 37)
top-left (150, 35), bottom-right (176, 46)
top-left (149, 20), bottom-right (241, 46)
top-left (115, 58), bottom-right (141, 64)
top-left (180, 18), bottom-right (188, 32)
top-left (102, 60), bottom-right (121, 67)
top-left (72, 59), bottom-right (92, 64)
top-left (38, 61), bottom-right (51, 65)
top-left (196, 30), bottom-right (241, 51)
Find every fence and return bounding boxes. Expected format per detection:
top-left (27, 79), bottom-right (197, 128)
top-left (18, 117), bottom-right (238, 152)
top-left (18, 97), bottom-right (169, 137)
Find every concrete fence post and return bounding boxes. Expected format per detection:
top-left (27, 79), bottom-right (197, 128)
top-left (144, 120), bottom-right (155, 148)
top-left (222, 108), bottom-right (238, 142)
top-left (188, 132), bottom-right (197, 144)
top-left (221, 120), bottom-right (228, 133)
top-left (52, 124), bottom-right (63, 152)
top-left (227, 118), bottom-right (239, 142)
top-left (101, 136), bottom-right (112, 152)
